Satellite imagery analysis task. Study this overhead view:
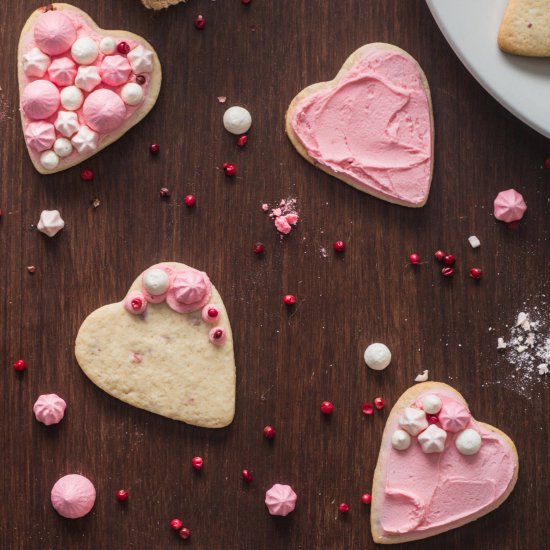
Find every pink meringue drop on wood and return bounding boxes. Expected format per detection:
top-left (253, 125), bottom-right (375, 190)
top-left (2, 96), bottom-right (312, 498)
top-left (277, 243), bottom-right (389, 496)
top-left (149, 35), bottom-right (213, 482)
top-left (493, 188), bottom-right (527, 222)
top-left (51, 474), bottom-right (96, 519)
top-left (265, 483), bottom-right (298, 516)
top-left (33, 393), bottom-right (67, 425)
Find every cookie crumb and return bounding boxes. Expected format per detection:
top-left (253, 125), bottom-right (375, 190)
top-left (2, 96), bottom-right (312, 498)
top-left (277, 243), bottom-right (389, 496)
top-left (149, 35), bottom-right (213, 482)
top-left (468, 235), bottom-right (481, 248)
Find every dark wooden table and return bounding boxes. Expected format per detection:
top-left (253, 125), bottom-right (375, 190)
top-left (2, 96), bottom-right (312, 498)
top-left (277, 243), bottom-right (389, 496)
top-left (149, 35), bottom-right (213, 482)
top-left (1, 1), bottom-right (549, 548)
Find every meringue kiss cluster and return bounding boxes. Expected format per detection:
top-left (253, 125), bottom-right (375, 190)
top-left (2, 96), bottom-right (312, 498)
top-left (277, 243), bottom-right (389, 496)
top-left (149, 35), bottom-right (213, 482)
top-left (392, 393), bottom-right (482, 456)
top-left (124, 265), bottom-right (227, 346)
top-left (21, 9), bottom-right (155, 170)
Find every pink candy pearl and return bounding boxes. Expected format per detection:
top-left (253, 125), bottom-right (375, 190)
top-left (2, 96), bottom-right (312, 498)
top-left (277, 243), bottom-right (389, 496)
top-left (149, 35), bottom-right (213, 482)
top-left (21, 80), bottom-right (60, 120)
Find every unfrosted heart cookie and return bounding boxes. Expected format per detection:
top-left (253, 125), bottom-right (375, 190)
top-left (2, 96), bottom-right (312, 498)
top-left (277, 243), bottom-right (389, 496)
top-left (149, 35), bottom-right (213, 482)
top-left (18, 4), bottom-right (162, 174)
top-left (286, 43), bottom-right (434, 207)
top-left (75, 263), bottom-right (236, 428)
top-left (371, 382), bottom-right (518, 544)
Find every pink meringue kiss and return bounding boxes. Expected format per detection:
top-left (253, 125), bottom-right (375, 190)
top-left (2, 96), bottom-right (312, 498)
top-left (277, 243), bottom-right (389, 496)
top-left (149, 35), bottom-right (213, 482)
top-left (24, 121), bottom-right (56, 152)
top-left (209, 327), bottom-right (227, 345)
top-left (33, 10), bottom-right (76, 56)
top-left (21, 80), bottom-right (60, 120)
top-left (33, 393), bottom-right (67, 425)
top-left (51, 474), bottom-right (96, 519)
top-left (166, 269), bottom-right (212, 313)
top-left (100, 55), bottom-right (132, 86)
top-left (124, 290), bottom-right (148, 315)
top-left (493, 189), bottom-right (527, 223)
top-left (47, 57), bottom-right (77, 87)
top-left (82, 89), bottom-right (126, 133)
top-left (438, 401), bottom-right (471, 432)
top-left (202, 304), bottom-right (221, 323)
top-left (265, 484), bottom-right (298, 516)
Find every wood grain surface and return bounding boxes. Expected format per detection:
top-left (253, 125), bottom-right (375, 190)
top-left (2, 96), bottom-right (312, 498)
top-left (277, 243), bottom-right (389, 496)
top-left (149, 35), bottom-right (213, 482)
top-left (1, 1), bottom-right (549, 549)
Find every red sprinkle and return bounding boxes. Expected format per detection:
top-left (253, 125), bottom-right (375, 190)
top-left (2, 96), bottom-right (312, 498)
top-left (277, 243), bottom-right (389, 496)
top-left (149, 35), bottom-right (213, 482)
top-left (207, 307), bottom-right (219, 319)
top-left (130, 298), bottom-right (143, 311)
top-left (544, 158), bottom-right (550, 169)
top-left (441, 267), bottom-right (455, 278)
top-left (263, 425), bottom-right (276, 439)
top-left (242, 469), bottom-right (253, 483)
top-left (373, 397), bottom-right (385, 410)
top-left (27, 266), bottom-right (37, 274)
top-left (283, 294), bottom-right (296, 305)
top-left (361, 493), bottom-right (372, 505)
top-left (159, 187), bottom-right (171, 198)
top-left (170, 518), bottom-right (183, 531)
top-left (185, 194), bottom-right (196, 207)
top-left (236, 135), bottom-right (248, 148)
top-left (179, 527), bottom-right (191, 540)
top-left (149, 143), bottom-right (160, 155)
top-left (427, 414), bottom-right (439, 424)
top-left (213, 329), bottom-right (224, 340)
top-left (80, 168), bottom-right (93, 181)
top-left (469, 267), bottom-right (482, 280)
top-left (252, 242), bottom-right (265, 254)
top-left (409, 253), bottom-right (419, 265)
top-left (223, 163), bottom-right (236, 177)
top-left (12, 359), bottom-right (27, 372)
top-left (362, 402), bottom-right (374, 415)
top-left (333, 240), bottom-right (346, 253)
top-left (339, 503), bottom-right (349, 513)
top-left (434, 250), bottom-right (445, 262)
top-left (116, 489), bottom-right (128, 502)
top-left (320, 401), bottom-right (334, 415)
top-left (191, 456), bottom-right (203, 471)
top-left (117, 41), bottom-right (130, 54)
top-left (443, 254), bottom-right (456, 267)
top-left (194, 15), bottom-right (205, 29)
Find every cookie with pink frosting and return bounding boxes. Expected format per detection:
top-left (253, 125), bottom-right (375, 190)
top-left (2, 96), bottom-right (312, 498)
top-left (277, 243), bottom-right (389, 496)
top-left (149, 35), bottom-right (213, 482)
top-left (75, 262), bottom-right (236, 428)
top-left (18, 4), bottom-right (162, 174)
top-left (371, 382), bottom-right (518, 544)
top-left (286, 43), bottom-right (434, 208)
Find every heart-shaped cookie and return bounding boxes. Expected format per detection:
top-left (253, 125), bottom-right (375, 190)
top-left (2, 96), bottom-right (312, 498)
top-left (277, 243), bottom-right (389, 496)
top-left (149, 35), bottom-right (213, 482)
top-left (75, 263), bottom-right (236, 428)
top-left (286, 43), bottom-right (434, 207)
top-left (18, 4), bottom-right (162, 174)
top-left (371, 382), bottom-right (518, 544)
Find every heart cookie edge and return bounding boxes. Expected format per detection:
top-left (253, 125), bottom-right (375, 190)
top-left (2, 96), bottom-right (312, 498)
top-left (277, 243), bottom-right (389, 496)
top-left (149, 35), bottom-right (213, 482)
top-left (18, 3), bottom-right (162, 174)
top-left (75, 262), bottom-right (236, 428)
top-left (285, 42), bottom-right (434, 208)
top-left (370, 381), bottom-right (519, 544)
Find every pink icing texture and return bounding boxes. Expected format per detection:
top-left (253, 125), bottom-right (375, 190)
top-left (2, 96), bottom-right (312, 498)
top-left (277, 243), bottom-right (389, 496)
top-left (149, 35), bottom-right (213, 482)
top-left (265, 484), bottom-right (297, 516)
top-left (51, 474), bottom-right (96, 519)
top-left (166, 269), bottom-right (212, 314)
top-left (493, 189), bottom-right (527, 222)
top-left (290, 49), bottom-right (432, 206)
top-left (33, 393), bottom-right (67, 425)
top-left (378, 390), bottom-right (516, 537)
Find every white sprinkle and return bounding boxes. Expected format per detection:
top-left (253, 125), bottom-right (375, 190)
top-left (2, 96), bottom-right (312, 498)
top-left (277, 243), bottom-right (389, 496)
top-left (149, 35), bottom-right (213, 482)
top-left (516, 345), bottom-right (528, 353)
top-left (537, 364), bottom-right (549, 375)
top-left (468, 235), bottom-right (481, 248)
top-left (414, 370), bottom-right (429, 382)
top-left (516, 312), bottom-right (528, 327)
top-left (497, 337), bottom-right (507, 349)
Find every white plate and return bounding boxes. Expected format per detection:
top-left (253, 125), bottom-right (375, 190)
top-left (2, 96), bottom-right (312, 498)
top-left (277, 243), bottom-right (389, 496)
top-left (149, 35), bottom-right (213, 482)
top-left (426, 0), bottom-right (550, 138)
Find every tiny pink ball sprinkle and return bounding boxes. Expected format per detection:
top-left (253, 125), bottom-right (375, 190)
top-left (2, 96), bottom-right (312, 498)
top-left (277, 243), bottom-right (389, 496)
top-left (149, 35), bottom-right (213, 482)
top-left (117, 41), bottom-right (130, 54)
top-left (320, 401), bottom-right (334, 415)
top-left (192, 456), bottom-right (203, 470)
top-left (441, 267), bottom-right (455, 278)
top-left (361, 493), bottom-right (372, 505)
top-left (333, 240), bottom-right (346, 252)
top-left (362, 402), bottom-right (374, 415)
top-left (179, 527), bottom-right (191, 540)
top-left (242, 469), bottom-right (253, 483)
top-left (409, 253), bottom-right (419, 265)
top-left (149, 143), bottom-right (160, 155)
top-left (116, 489), bottom-right (128, 502)
top-left (185, 194), bottom-right (196, 207)
top-left (373, 397), bottom-right (384, 410)
top-left (470, 267), bottom-right (482, 280)
top-left (263, 425), bottom-right (276, 439)
top-left (434, 250), bottom-right (445, 262)
top-left (443, 254), bottom-right (456, 267)
top-left (12, 359), bottom-right (27, 372)
top-left (236, 135), bottom-right (248, 147)
top-left (170, 518), bottom-right (183, 531)
top-left (283, 294), bottom-right (296, 305)
top-left (339, 502), bottom-right (349, 513)
top-left (194, 15), bottom-right (205, 29)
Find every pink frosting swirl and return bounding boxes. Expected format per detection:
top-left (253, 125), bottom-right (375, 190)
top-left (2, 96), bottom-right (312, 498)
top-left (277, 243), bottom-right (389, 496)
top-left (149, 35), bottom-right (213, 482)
top-left (124, 290), bottom-right (148, 315)
top-left (166, 269), bottom-right (212, 313)
top-left (33, 393), bottom-right (67, 425)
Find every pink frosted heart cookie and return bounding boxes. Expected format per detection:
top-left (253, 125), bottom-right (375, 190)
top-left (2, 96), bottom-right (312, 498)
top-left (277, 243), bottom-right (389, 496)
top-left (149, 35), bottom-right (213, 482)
top-left (286, 43), bottom-right (434, 207)
top-left (18, 4), bottom-right (162, 174)
top-left (371, 382), bottom-right (518, 544)
top-left (75, 262), bottom-right (236, 428)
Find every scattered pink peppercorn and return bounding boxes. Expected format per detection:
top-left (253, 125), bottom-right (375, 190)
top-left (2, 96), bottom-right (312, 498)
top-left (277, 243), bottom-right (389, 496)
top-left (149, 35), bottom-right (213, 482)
top-left (192, 456), bottom-right (203, 471)
top-left (409, 253), bottom-right (419, 265)
top-left (544, 158), bottom-right (550, 169)
top-left (443, 254), bottom-right (456, 267)
top-left (185, 194), bottom-right (196, 207)
top-left (441, 267), bottom-right (455, 278)
top-left (236, 135), bottom-right (248, 148)
top-left (207, 307), bottom-right (219, 319)
top-left (179, 527), bottom-right (191, 540)
top-left (434, 250), bottom-right (445, 262)
top-left (469, 267), bottom-right (482, 280)
top-left (131, 298), bottom-right (143, 311)
top-left (339, 503), bottom-right (349, 513)
top-left (117, 41), bottom-right (130, 54)
top-left (362, 402), bottom-right (374, 415)
top-left (80, 168), bottom-right (93, 181)
top-left (223, 163), bottom-right (236, 177)
top-left (12, 359), bottom-right (27, 372)
top-left (373, 397), bottom-right (385, 410)
top-left (27, 266), bottom-right (36, 274)
top-left (136, 75), bottom-right (146, 85)
top-left (283, 294), bottom-right (296, 305)
top-left (263, 425), bottom-right (276, 439)
top-left (361, 493), bottom-right (372, 505)
top-left (252, 242), bottom-right (265, 254)
top-left (159, 187), bottom-right (171, 198)
top-left (194, 15), bottom-right (205, 29)
top-left (320, 401), bottom-right (334, 415)
top-left (333, 240), bottom-right (346, 252)
top-left (116, 489), bottom-right (128, 502)
top-left (427, 414), bottom-right (439, 424)
top-left (242, 469), bottom-right (253, 483)
top-left (212, 329), bottom-right (224, 340)
top-left (149, 143), bottom-right (160, 155)
top-left (170, 518), bottom-right (183, 531)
